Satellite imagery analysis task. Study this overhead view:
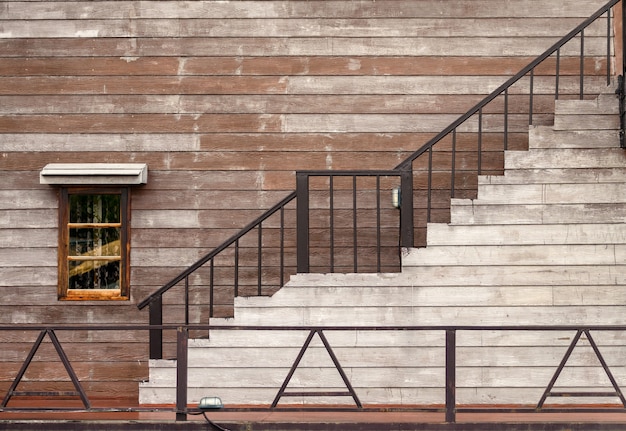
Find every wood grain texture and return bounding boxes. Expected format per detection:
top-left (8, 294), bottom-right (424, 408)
top-left (0, 0), bottom-right (616, 404)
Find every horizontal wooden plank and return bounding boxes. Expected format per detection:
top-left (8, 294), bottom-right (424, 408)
top-left (0, 305), bottom-right (148, 324)
top-left (404, 244), bottom-right (624, 267)
top-left (2, 1), bottom-right (609, 20)
top-left (0, 151), bottom-right (412, 171)
top-left (0, 37), bottom-right (610, 57)
top-left (426, 223), bottom-right (626, 246)
top-left (0, 228), bottom-right (57, 248)
top-left (0, 56), bottom-right (608, 77)
top-left (0, 75), bottom-right (609, 96)
top-left (0, 361), bottom-right (147, 381)
top-left (0, 190), bottom-right (55, 209)
top-left (0, 113), bottom-right (544, 134)
top-left (0, 18), bottom-right (609, 38)
top-left (0, 267), bottom-right (56, 287)
top-left (0, 114), bottom-right (282, 133)
top-left (0, 94), bottom-right (560, 115)
top-left (0, 132), bottom-right (527, 154)
top-left (0, 209), bottom-right (57, 228)
top-left (0, 380), bottom-right (140, 398)
top-left (131, 189), bottom-right (291, 210)
top-left (185, 344), bottom-right (626, 368)
top-left (451, 202), bottom-right (626, 225)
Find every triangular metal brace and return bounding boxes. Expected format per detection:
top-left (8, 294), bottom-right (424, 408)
top-left (1, 329), bottom-right (91, 409)
top-left (537, 329), bottom-right (626, 409)
top-left (271, 329), bottom-right (362, 408)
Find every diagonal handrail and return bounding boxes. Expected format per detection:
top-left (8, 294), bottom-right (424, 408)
top-left (137, 190), bottom-right (296, 311)
top-left (138, 0), bottom-right (625, 359)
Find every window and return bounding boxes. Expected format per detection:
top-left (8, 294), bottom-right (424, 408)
top-left (58, 187), bottom-right (130, 300)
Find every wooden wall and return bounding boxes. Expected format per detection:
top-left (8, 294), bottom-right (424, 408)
top-left (0, 0), bottom-right (614, 402)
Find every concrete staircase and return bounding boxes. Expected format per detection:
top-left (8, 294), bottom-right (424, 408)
top-left (139, 88), bottom-right (626, 407)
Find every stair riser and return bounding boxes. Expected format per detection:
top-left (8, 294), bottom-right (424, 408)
top-left (505, 149), bottom-right (626, 169)
top-left (450, 202), bottom-right (626, 224)
top-left (529, 128), bottom-right (619, 149)
top-left (473, 183), bottom-right (626, 204)
top-left (427, 223), bottom-right (626, 245)
top-left (479, 168), bottom-right (626, 184)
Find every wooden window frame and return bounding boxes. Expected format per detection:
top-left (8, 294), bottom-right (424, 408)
top-left (58, 187), bottom-right (131, 301)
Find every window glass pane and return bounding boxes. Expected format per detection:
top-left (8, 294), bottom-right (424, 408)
top-left (69, 228), bottom-right (121, 257)
top-left (69, 194), bottom-right (120, 224)
top-left (69, 260), bottom-right (121, 290)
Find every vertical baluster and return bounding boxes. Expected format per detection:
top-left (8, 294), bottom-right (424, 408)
top-left (209, 258), bottom-right (214, 318)
top-left (352, 175), bottom-right (358, 272)
top-left (257, 222), bottom-right (262, 296)
top-left (451, 130), bottom-right (457, 198)
top-left (477, 108), bottom-right (483, 175)
top-left (528, 69), bottom-right (534, 125)
top-left (427, 147), bottom-right (433, 222)
top-left (555, 49), bottom-right (561, 100)
top-left (503, 89), bottom-right (509, 150)
top-left (376, 175), bottom-right (381, 272)
top-left (234, 239), bottom-right (239, 297)
top-left (280, 207), bottom-right (285, 287)
top-left (330, 175), bottom-right (335, 273)
top-left (580, 29), bottom-right (585, 99)
top-left (184, 275), bottom-right (189, 325)
top-left (607, 9), bottom-right (611, 84)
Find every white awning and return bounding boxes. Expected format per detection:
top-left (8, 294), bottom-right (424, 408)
top-left (40, 163), bottom-right (148, 185)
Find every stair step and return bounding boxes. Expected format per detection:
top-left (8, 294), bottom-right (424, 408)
top-left (403, 244), bottom-right (621, 266)
top-left (474, 183), bottom-right (626, 204)
top-left (232, 284), bottom-right (623, 308)
top-left (426, 223), bottom-right (626, 245)
top-left (504, 148), bottom-right (626, 169)
top-left (286, 267), bottom-right (623, 288)
top-left (205, 303), bottom-right (626, 326)
top-left (529, 127), bottom-right (619, 149)
top-left (555, 96), bottom-right (619, 116)
top-left (478, 168), bottom-right (626, 185)
top-left (554, 114), bottom-right (620, 131)
top-left (450, 201), bottom-right (626, 224)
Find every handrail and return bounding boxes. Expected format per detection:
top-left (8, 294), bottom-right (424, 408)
top-left (138, 0), bottom-right (625, 359)
top-left (137, 191), bottom-right (296, 310)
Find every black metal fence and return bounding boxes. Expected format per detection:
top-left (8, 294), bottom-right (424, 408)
top-left (2, 324), bottom-right (626, 424)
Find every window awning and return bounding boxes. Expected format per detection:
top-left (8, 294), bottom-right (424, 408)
top-left (40, 163), bottom-right (148, 185)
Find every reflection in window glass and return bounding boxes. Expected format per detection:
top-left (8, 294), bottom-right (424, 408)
top-left (69, 260), bottom-right (120, 289)
top-left (68, 194), bottom-right (121, 290)
top-left (69, 194), bottom-right (120, 224)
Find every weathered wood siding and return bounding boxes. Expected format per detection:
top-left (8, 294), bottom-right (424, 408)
top-left (0, 0), bottom-right (614, 401)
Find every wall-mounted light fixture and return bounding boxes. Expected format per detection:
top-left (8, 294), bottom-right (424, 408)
top-left (392, 186), bottom-right (401, 208)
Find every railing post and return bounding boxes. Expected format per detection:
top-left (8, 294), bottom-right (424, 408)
top-left (296, 172), bottom-right (310, 273)
top-left (176, 326), bottom-right (189, 422)
top-left (399, 169), bottom-right (414, 248)
top-left (149, 295), bottom-right (163, 360)
top-left (445, 329), bottom-right (456, 423)
top-left (607, 0), bottom-right (626, 149)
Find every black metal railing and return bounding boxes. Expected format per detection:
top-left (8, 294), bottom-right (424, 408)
top-left (295, 170), bottom-right (414, 274)
top-left (2, 324), bottom-right (626, 425)
top-left (139, 0), bottom-right (626, 359)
